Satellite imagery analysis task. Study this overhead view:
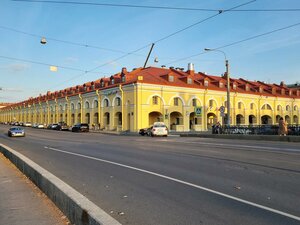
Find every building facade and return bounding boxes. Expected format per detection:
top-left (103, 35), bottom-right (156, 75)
top-left (1, 66), bottom-right (299, 132)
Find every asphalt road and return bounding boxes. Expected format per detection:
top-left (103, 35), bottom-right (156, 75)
top-left (0, 125), bottom-right (300, 225)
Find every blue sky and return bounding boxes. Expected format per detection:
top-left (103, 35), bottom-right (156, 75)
top-left (0, 0), bottom-right (300, 102)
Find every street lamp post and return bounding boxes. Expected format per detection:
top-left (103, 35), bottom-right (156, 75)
top-left (204, 48), bottom-right (230, 127)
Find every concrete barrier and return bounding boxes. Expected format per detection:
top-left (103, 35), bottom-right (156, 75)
top-left (0, 143), bottom-right (121, 225)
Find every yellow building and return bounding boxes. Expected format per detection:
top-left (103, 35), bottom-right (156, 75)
top-left (1, 65), bottom-right (299, 132)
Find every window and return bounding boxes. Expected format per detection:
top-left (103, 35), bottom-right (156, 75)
top-left (238, 102), bottom-right (242, 109)
top-left (169, 75), bottom-right (174, 82)
top-left (71, 103), bottom-right (75, 110)
top-left (277, 105), bottom-right (281, 111)
top-left (152, 96), bottom-right (158, 105)
top-left (187, 78), bottom-right (192, 84)
top-left (121, 76), bottom-right (126, 83)
top-left (250, 103), bottom-right (254, 110)
top-left (174, 97), bottom-right (179, 106)
top-left (111, 78), bottom-right (114, 85)
top-left (233, 84), bottom-right (237, 90)
top-left (286, 105), bottom-right (290, 111)
top-left (59, 105), bottom-right (63, 111)
top-left (94, 100), bottom-right (98, 108)
top-left (294, 105), bottom-right (298, 111)
top-left (85, 101), bottom-right (90, 109)
top-left (77, 103), bottom-right (81, 109)
top-left (204, 80), bottom-right (209, 87)
top-left (104, 99), bottom-right (109, 107)
top-left (219, 82), bottom-right (224, 88)
top-left (116, 97), bottom-right (121, 106)
top-left (101, 81), bottom-right (104, 87)
top-left (209, 99), bottom-right (214, 107)
top-left (262, 104), bottom-right (271, 110)
top-left (192, 99), bottom-right (197, 107)
top-left (65, 104), bottom-right (68, 110)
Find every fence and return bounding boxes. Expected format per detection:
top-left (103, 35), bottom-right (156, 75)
top-left (216, 125), bottom-right (300, 136)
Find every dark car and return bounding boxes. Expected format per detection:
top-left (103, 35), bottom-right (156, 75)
top-left (8, 126), bottom-right (25, 137)
top-left (57, 122), bottom-right (69, 131)
top-left (71, 123), bottom-right (89, 132)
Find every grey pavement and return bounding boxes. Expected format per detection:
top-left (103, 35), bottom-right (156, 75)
top-left (0, 153), bottom-right (69, 225)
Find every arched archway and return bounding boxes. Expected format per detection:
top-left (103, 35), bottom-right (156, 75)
top-left (93, 112), bottom-right (99, 125)
top-left (104, 112), bottom-right (110, 128)
top-left (85, 113), bottom-right (90, 124)
top-left (276, 115), bottom-right (281, 124)
top-left (293, 115), bottom-right (298, 124)
top-left (285, 115), bottom-right (290, 124)
top-left (236, 114), bottom-right (244, 125)
top-left (249, 115), bottom-right (256, 125)
top-left (149, 111), bottom-right (163, 126)
top-left (170, 111), bottom-right (183, 131)
top-left (207, 112), bottom-right (217, 129)
top-left (261, 115), bottom-right (272, 125)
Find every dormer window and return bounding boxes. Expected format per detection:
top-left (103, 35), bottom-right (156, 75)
top-left (121, 76), bottom-right (126, 83)
top-left (259, 87), bottom-right (263, 93)
top-left (111, 78), bottom-right (115, 85)
top-left (101, 81), bottom-right (104, 87)
top-left (219, 82), bottom-right (224, 88)
top-left (187, 78), bottom-right (192, 84)
top-left (233, 84), bottom-right (237, 90)
top-left (204, 80), bottom-right (209, 87)
top-left (246, 85), bottom-right (250, 91)
top-left (169, 75), bottom-right (174, 82)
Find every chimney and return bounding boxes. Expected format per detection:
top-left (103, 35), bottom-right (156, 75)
top-left (121, 67), bottom-right (127, 75)
top-left (187, 63), bottom-right (194, 76)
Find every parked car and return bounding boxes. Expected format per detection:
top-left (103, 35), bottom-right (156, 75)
top-left (57, 122), bottom-right (69, 131)
top-left (24, 122), bottom-right (32, 127)
top-left (71, 123), bottom-right (89, 132)
top-left (140, 122), bottom-right (168, 137)
top-left (36, 123), bottom-right (45, 129)
top-left (8, 126), bottom-right (25, 137)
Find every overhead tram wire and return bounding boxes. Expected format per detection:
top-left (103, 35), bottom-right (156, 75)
top-left (11, 0), bottom-right (300, 12)
top-left (29, 0), bottom-right (257, 93)
top-left (42, 0), bottom-right (256, 87)
top-left (153, 0), bottom-right (256, 44)
top-left (0, 55), bottom-right (103, 74)
top-left (0, 25), bottom-right (145, 57)
top-left (165, 22), bottom-right (300, 66)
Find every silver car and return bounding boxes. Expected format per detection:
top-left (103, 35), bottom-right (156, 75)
top-left (8, 126), bottom-right (25, 137)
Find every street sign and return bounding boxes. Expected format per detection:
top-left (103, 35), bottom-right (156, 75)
top-left (195, 107), bottom-right (202, 116)
top-left (220, 106), bottom-right (225, 113)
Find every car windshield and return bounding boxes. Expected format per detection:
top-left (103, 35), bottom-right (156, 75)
top-left (10, 127), bottom-right (22, 131)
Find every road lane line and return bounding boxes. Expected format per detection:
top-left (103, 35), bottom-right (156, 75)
top-left (44, 146), bottom-right (300, 222)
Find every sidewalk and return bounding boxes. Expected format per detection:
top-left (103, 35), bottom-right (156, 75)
top-left (0, 153), bottom-right (69, 225)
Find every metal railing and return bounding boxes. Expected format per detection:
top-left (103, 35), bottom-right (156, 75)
top-left (213, 125), bottom-right (300, 136)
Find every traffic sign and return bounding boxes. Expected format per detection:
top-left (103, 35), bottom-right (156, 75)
top-left (195, 107), bottom-right (202, 116)
top-left (220, 106), bottom-right (225, 113)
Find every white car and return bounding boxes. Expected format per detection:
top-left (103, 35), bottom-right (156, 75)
top-left (149, 122), bottom-right (168, 137)
top-left (24, 122), bottom-right (32, 127)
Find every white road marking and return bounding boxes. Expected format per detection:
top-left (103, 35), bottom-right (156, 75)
top-left (44, 146), bottom-right (300, 222)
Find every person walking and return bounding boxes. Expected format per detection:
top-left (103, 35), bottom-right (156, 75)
top-left (278, 117), bottom-right (287, 136)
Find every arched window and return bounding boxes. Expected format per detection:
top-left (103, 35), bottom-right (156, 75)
top-left (294, 105), bottom-right (298, 111)
top-left (115, 97), bottom-right (121, 106)
top-left (192, 99), bottom-right (197, 107)
top-left (262, 104), bottom-right (271, 110)
top-left (174, 97), bottom-right (179, 106)
top-left (277, 105), bottom-right (282, 111)
top-left (94, 100), bottom-right (98, 108)
top-left (77, 103), bottom-right (81, 109)
top-left (238, 102), bottom-right (242, 109)
top-left (71, 103), bottom-right (75, 110)
top-left (286, 105), bottom-right (291, 111)
top-left (250, 103), bottom-right (254, 110)
top-left (85, 101), bottom-right (90, 109)
top-left (152, 96), bottom-right (158, 105)
top-left (65, 104), bottom-right (68, 110)
top-left (104, 99), bottom-right (109, 107)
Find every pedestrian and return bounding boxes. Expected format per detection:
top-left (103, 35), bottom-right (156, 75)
top-left (278, 117), bottom-right (287, 136)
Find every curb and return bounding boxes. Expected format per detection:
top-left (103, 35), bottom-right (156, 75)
top-left (0, 143), bottom-right (121, 225)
